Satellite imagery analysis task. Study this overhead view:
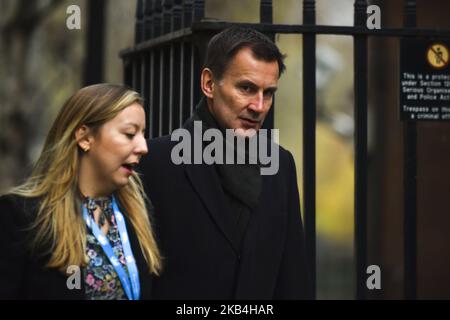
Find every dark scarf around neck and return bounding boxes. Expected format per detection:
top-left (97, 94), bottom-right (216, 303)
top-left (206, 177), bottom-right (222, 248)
top-left (189, 98), bottom-right (262, 210)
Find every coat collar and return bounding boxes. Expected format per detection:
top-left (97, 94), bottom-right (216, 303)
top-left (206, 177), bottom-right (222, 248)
top-left (182, 118), bottom-right (242, 257)
top-left (184, 163), bottom-right (241, 257)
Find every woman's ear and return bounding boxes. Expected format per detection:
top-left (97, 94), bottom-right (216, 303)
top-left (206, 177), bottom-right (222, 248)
top-left (200, 68), bottom-right (215, 99)
top-left (75, 125), bottom-right (93, 152)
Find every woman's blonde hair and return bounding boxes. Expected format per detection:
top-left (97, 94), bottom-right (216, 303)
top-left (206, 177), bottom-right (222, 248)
top-left (10, 83), bottom-right (161, 275)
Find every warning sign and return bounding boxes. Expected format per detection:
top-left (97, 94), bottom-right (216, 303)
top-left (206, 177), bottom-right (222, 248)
top-left (427, 43), bottom-right (449, 69)
top-left (400, 39), bottom-right (450, 121)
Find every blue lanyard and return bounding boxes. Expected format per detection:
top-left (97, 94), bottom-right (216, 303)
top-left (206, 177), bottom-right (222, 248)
top-left (82, 195), bottom-right (140, 300)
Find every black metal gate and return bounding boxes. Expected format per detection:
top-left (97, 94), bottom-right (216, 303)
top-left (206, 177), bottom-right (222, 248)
top-left (120, 0), bottom-right (450, 299)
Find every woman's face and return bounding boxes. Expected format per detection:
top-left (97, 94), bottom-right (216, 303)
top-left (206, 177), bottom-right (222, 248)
top-left (83, 102), bottom-right (148, 194)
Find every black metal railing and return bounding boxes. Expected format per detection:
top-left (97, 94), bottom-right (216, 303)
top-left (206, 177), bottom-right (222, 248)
top-left (302, 0), bottom-right (316, 299)
top-left (353, 0), bottom-right (368, 300)
top-left (120, 0), bottom-right (450, 299)
top-left (403, 0), bottom-right (417, 301)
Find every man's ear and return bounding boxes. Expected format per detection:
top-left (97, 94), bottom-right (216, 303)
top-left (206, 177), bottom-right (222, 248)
top-left (201, 68), bottom-right (215, 99)
top-left (75, 125), bottom-right (94, 152)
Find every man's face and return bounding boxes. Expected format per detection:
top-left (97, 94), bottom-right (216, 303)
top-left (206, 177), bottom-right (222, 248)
top-left (206, 47), bottom-right (279, 136)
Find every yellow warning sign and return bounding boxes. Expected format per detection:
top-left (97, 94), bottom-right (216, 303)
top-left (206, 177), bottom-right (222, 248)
top-left (427, 43), bottom-right (449, 69)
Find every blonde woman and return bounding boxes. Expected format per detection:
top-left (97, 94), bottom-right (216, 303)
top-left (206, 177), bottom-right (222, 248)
top-left (0, 84), bottom-right (161, 299)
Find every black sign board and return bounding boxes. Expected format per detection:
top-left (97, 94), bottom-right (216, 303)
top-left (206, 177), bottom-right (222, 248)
top-left (400, 39), bottom-right (450, 121)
